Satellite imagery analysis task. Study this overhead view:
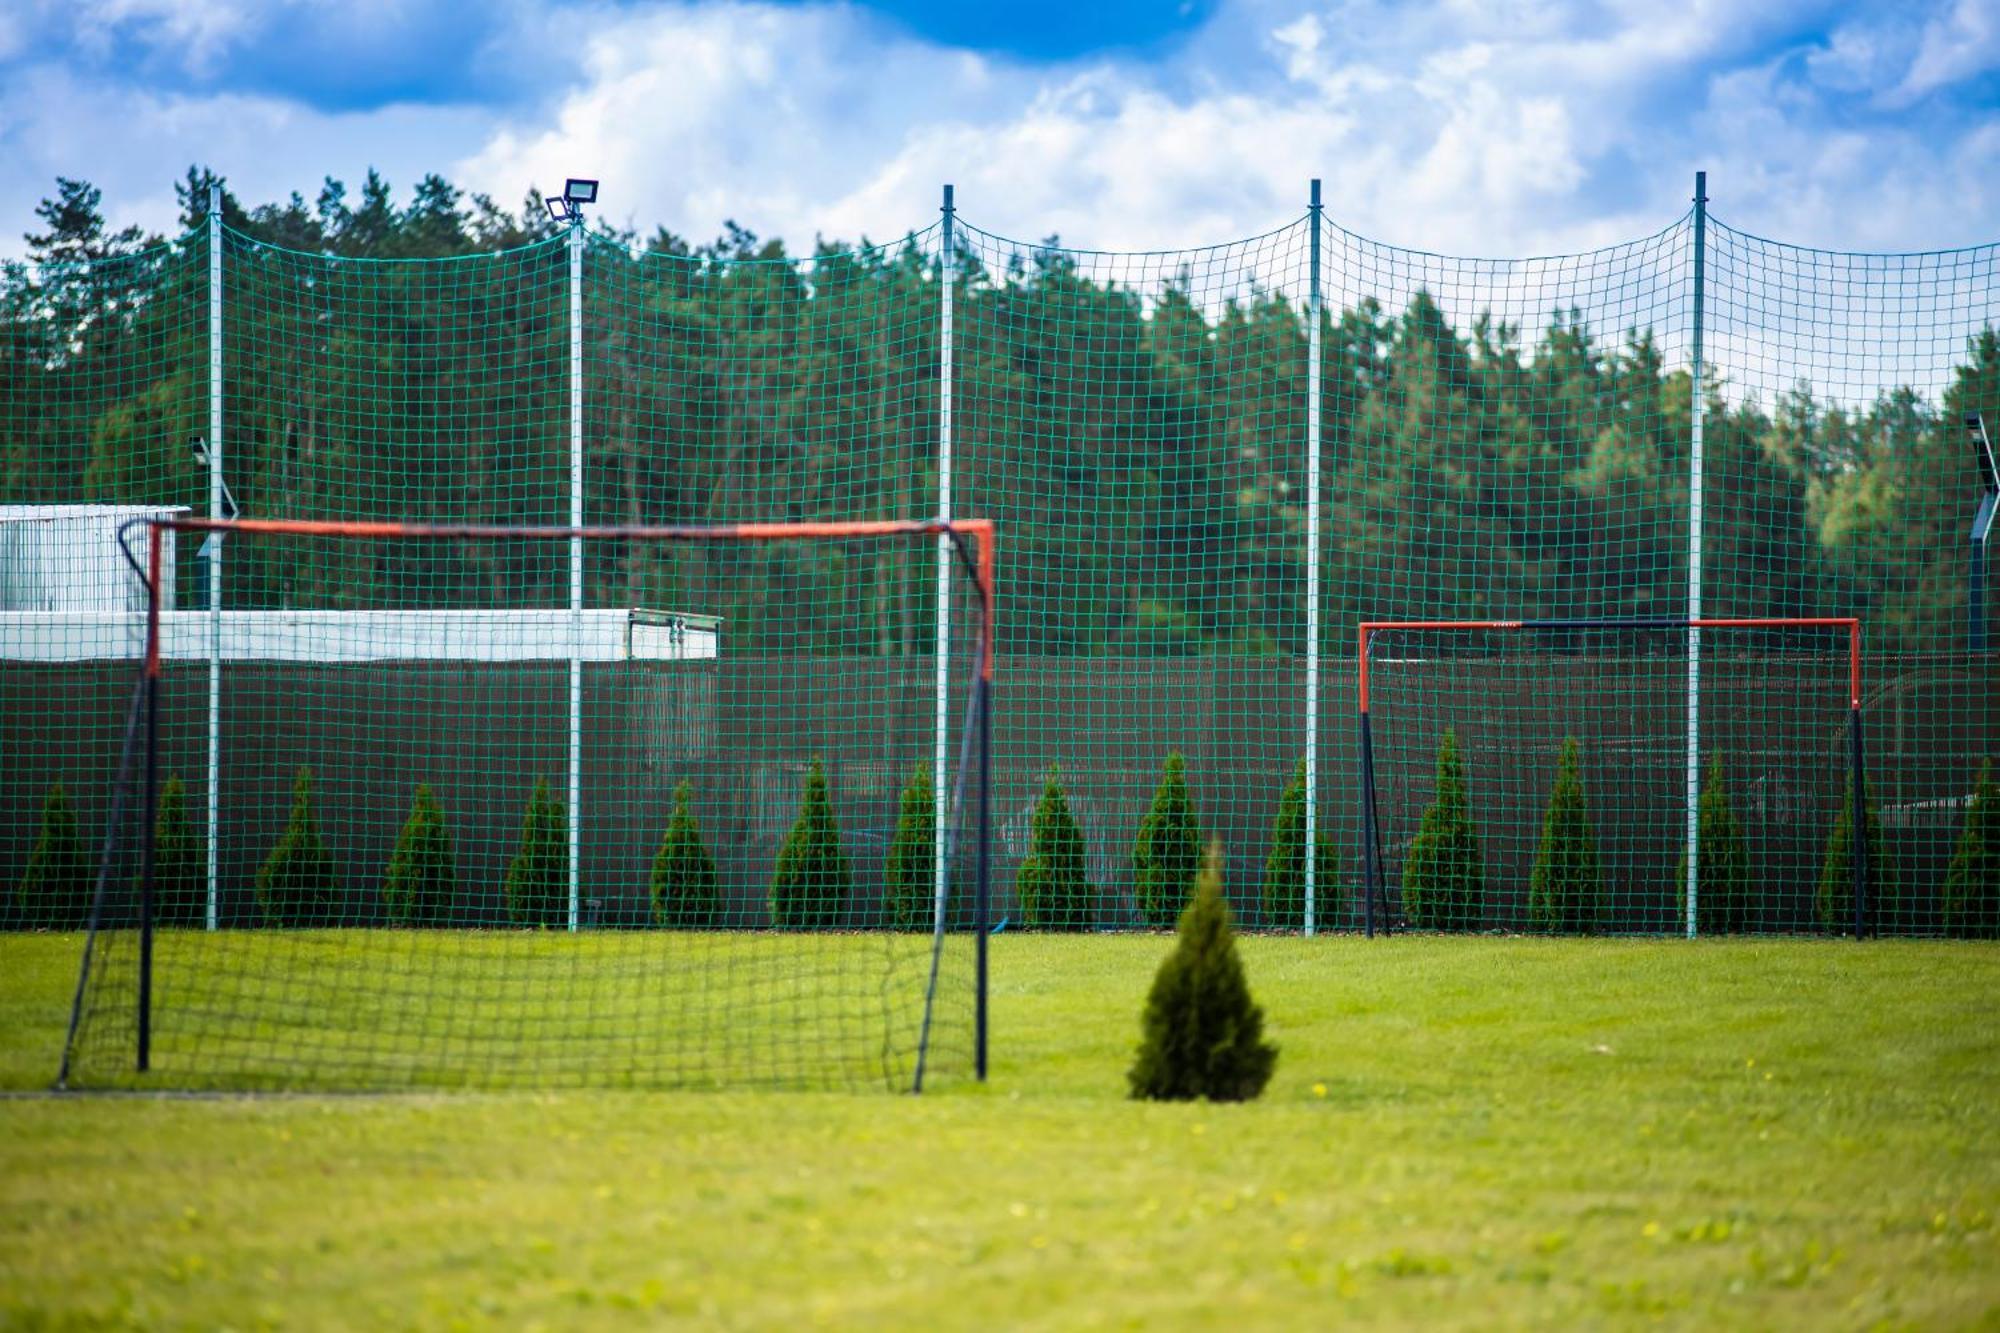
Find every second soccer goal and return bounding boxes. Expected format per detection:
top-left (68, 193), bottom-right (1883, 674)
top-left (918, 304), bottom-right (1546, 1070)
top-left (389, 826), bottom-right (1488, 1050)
top-left (1356, 617), bottom-right (1871, 937)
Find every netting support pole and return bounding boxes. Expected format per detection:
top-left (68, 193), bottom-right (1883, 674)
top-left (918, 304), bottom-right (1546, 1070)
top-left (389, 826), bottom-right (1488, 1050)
top-left (1683, 171), bottom-right (1708, 941)
top-left (1304, 178), bottom-right (1324, 937)
top-left (934, 184), bottom-right (955, 937)
top-left (566, 220), bottom-right (584, 933)
top-left (205, 184), bottom-right (222, 933)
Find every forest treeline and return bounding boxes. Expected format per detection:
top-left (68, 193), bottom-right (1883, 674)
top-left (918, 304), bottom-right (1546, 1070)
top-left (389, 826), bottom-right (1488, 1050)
top-left (2, 169), bottom-right (1993, 657)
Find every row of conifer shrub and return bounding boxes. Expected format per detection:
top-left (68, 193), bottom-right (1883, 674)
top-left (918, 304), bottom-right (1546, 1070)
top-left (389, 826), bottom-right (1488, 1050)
top-left (3, 752), bottom-right (1331, 931)
top-left (1401, 731), bottom-right (2000, 935)
top-left (8, 748), bottom-right (1997, 933)
top-left (1017, 753), bottom-right (1336, 931)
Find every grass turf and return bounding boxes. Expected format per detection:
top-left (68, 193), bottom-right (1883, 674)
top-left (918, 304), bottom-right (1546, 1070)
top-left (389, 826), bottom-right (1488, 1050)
top-left (1, 931), bottom-right (1995, 1328)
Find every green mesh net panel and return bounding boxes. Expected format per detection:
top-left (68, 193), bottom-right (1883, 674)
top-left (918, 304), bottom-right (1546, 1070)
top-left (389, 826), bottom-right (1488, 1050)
top-left (3, 184), bottom-right (1997, 1092)
top-left (954, 219), bottom-right (1315, 930)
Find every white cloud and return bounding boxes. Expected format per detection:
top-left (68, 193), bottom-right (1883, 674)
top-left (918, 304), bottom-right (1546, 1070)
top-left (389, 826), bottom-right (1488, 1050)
top-left (1892, 0), bottom-right (2000, 101)
top-left (71, 0), bottom-right (265, 76)
top-left (2, 0), bottom-right (1996, 265)
top-left (0, 62), bottom-right (492, 246)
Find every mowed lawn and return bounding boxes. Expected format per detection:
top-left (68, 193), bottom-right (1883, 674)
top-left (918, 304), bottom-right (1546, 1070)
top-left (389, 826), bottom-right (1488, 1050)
top-left (1, 932), bottom-right (1996, 1329)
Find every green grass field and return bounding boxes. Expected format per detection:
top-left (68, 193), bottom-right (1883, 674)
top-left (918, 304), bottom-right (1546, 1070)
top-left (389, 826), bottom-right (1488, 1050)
top-left (2, 932), bottom-right (1997, 1328)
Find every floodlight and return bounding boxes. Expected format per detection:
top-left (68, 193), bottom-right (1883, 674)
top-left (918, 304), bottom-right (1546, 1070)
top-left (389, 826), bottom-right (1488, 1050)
top-left (564, 178), bottom-right (599, 205)
top-left (546, 197), bottom-right (570, 224)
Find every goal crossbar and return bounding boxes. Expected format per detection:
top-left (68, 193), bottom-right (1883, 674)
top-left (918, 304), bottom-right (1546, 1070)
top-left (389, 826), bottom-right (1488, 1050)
top-left (1356, 616), bottom-right (1866, 939)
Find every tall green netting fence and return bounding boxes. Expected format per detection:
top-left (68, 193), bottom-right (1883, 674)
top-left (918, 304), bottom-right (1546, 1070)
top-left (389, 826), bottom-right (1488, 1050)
top-left (5, 179), bottom-right (1998, 1088)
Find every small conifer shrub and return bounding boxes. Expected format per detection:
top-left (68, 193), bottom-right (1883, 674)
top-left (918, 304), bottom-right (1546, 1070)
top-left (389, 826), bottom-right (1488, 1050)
top-left (651, 780), bottom-right (721, 928)
top-left (1942, 761), bottom-right (2000, 940)
top-left (505, 777), bottom-right (570, 928)
top-left (1017, 765), bottom-right (1092, 931)
top-left (1134, 752), bottom-right (1202, 928)
top-left (255, 767), bottom-right (340, 927)
top-left (770, 757), bottom-right (851, 929)
top-left (1817, 777), bottom-right (1891, 934)
top-left (882, 764), bottom-right (934, 931)
top-left (1401, 729), bottom-right (1483, 931)
top-left (1675, 754), bottom-right (1751, 934)
top-left (1527, 737), bottom-right (1604, 934)
top-left (153, 775), bottom-right (206, 926)
top-left (1261, 758), bottom-right (1339, 931)
top-left (19, 781), bottom-right (90, 929)
top-left (383, 784), bottom-right (457, 927)
top-left (1128, 841), bottom-right (1277, 1102)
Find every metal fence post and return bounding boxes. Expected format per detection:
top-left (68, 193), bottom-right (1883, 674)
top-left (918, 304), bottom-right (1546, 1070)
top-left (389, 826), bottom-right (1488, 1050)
top-left (1304, 180), bottom-right (1324, 936)
top-left (567, 220), bottom-right (584, 933)
top-left (934, 185), bottom-right (956, 934)
top-left (1684, 171), bottom-right (1708, 940)
top-left (206, 185), bottom-right (223, 932)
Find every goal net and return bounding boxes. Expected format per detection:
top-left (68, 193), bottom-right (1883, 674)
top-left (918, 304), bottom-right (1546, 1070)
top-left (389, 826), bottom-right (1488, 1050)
top-left (1357, 618), bottom-right (1871, 936)
top-left (59, 516), bottom-right (995, 1092)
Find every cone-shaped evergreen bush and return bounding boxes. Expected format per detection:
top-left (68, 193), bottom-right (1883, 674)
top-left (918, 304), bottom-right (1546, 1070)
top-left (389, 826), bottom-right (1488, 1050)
top-left (1134, 752), bottom-right (1202, 928)
top-left (651, 779), bottom-right (720, 928)
top-left (1128, 841), bottom-right (1277, 1102)
top-left (1528, 737), bottom-right (1604, 933)
top-left (383, 783), bottom-right (456, 927)
top-left (1261, 758), bottom-right (1339, 930)
top-left (255, 766), bottom-right (340, 927)
top-left (505, 777), bottom-right (569, 928)
top-left (1942, 761), bottom-right (2000, 939)
top-left (1817, 777), bottom-right (1890, 934)
top-left (1017, 765), bottom-right (1092, 931)
top-left (770, 757), bottom-right (851, 929)
top-left (882, 764), bottom-right (934, 931)
top-left (18, 781), bottom-right (89, 929)
top-left (154, 774), bottom-right (206, 927)
top-left (1675, 754), bottom-right (1751, 934)
top-left (1401, 729), bottom-right (1483, 930)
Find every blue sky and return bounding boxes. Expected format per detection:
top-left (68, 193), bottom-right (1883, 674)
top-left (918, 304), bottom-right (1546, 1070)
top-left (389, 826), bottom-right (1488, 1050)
top-left (0, 0), bottom-right (1995, 258)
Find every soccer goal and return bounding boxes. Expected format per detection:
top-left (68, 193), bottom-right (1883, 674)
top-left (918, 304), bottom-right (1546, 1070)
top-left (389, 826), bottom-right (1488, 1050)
top-left (58, 516), bottom-right (995, 1092)
top-left (1356, 617), bottom-right (1870, 937)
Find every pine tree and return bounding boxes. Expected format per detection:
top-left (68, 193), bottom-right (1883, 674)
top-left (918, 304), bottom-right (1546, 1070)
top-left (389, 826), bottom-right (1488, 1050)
top-left (1941, 761), bottom-right (2000, 940)
top-left (1817, 777), bottom-right (1890, 934)
top-left (882, 764), bottom-right (934, 931)
top-left (505, 778), bottom-right (570, 928)
top-left (1129, 841), bottom-right (1277, 1102)
top-left (651, 780), bottom-right (721, 928)
top-left (19, 782), bottom-right (90, 929)
top-left (1261, 758), bottom-right (1340, 930)
top-left (153, 775), bottom-right (206, 927)
top-left (1676, 754), bottom-right (1752, 934)
top-left (1134, 752), bottom-right (1202, 928)
top-left (254, 767), bottom-right (340, 927)
top-left (1401, 729), bottom-right (1484, 931)
top-left (769, 757), bottom-right (851, 929)
top-left (383, 784), bottom-right (456, 927)
top-left (1017, 766), bottom-right (1092, 931)
top-left (1528, 738), bottom-right (1604, 933)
